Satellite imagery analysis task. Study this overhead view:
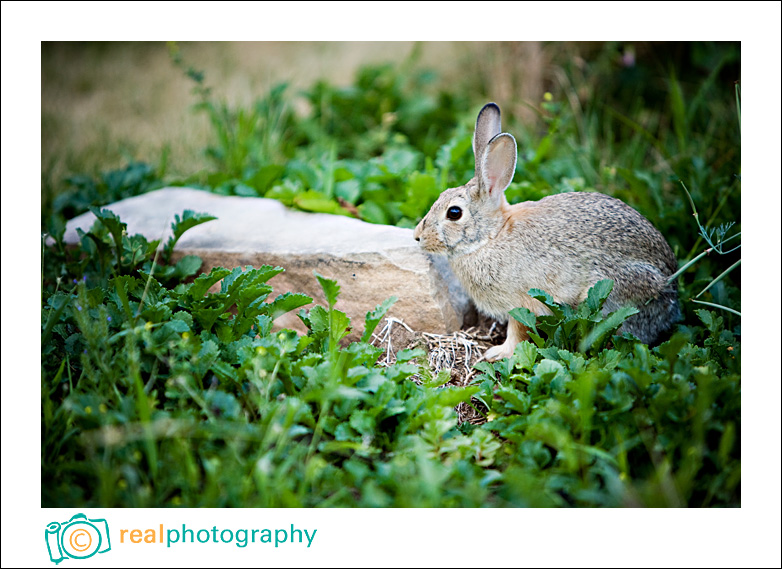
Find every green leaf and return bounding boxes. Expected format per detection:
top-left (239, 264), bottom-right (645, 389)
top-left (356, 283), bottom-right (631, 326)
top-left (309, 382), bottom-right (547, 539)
top-left (718, 422), bottom-right (736, 467)
top-left (189, 267), bottom-right (232, 299)
top-left (266, 179), bottom-right (303, 206)
top-left (528, 288), bottom-right (564, 321)
top-left (473, 361), bottom-right (496, 377)
top-left (538, 346), bottom-right (560, 361)
top-left (585, 279), bottom-right (614, 313)
top-left (172, 311), bottom-right (193, 330)
top-left (266, 292), bottom-right (313, 320)
top-left (41, 293), bottom-right (70, 347)
top-left (496, 386), bottom-right (531, 414)
top-left (193, 306), bottom-right (224, 333)
top-left (695, 309), bottom-right (722, 335)
top-left (203, 390), bottom-right (241, 419)
top-left (236, 283), bottom-right (274, 311)
top-left (578, 306), bottom-right (639, 352)
top-left (435, 132), bottom-right (472, 172)
top-left (246, 265), bottom-right (286, 287)
top-left (380, 147), bottom-right (420, 175)
top-left (357, 201), bottom-right (389, 225)
top-left (219, 266), bottom-right (251, 294)
top-left (435, 385), bottom-right (479, 407)
top-left (233, 183), bottom-right (258, 197)
top-left (669, 68), bottom-right (688, 153)
top-left (255, 314), bottom-right (273, 336)
top-left (286, 159), bottom-right (320, 191)
top-left (400, 171), bottom-right (438, 218)
top-left (512, 341), bottom-right (538, 372)
top-left (328, 309), bottom-right (352, 346)
top-left (89, 206), bottom-right (127, 273)
top-left (164, 210), bottom-right (217, 260)
top-left (422, 369), bottom-right (452, 388)
top-left (314, 271), bottom-right (341, 309)
top-left (655, 333), bottom-right (690, 367)
top-left (307, 305), bottom-right (330, 334)
top-left (596, 349), bottom-right (621, 370)
top-left (362, 296), bottom-right (397, 342)
top-left (141, 301), bottom-right (172, 324)
top-left (349, 410), bottom-right (375, 436)
top-left (534, 359), bottom-right (567, 382)
top-left (163, 318), bottom-right (190, 334)
top-left (293, 190), bottom-right (353, 216)
top-left (335, 179), bottom-right (361, 204)
top-left (248, 164), bottom-right (285, 194)
top-left (110, 275), bottom-right (138, 321)
top-left (172, 255), bottom-right (203, 280)
top-left (509, 306), bottom-right (538, 334)
top-left (396, 347), bottom-right (426, 363)
top-left (89, 206), bottom-right (126, 245)
top-left (528, 331), bottom-right (546, 348)
top-left (198, 338), bottom-right (220, 366)
top-left (559, 350), bottom-right (587, 374)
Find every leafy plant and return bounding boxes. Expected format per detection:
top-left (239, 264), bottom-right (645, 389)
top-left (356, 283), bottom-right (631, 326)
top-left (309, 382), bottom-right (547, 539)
top-left (45, 161), bottom-right (164, 226)
top-left (470, 284), bottom-right (740, 507)
top-left (42, 212), bottom-right (740, 507)
top-left (508, 279), bottom-right (639, 356)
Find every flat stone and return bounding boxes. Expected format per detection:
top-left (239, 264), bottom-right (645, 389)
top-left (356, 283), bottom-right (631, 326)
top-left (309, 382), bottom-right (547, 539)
top-left (62, 187), bottom-right (473, 341)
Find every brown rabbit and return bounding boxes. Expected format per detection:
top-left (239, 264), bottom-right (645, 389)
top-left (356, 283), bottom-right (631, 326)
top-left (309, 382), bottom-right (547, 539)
top-left (414, 103), bottom-right (680, 361)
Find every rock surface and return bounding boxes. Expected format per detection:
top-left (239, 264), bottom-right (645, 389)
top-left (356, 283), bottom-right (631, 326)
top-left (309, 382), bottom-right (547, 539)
top-left (63, 187), bottom-right (474, 341)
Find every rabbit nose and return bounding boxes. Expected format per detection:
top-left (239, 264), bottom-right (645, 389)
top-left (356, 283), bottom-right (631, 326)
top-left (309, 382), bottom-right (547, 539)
top-left (413, 221), bottom-right (423, 241)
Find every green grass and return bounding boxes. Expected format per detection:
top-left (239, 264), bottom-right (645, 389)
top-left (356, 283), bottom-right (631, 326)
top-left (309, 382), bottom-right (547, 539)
top-left (42, 42), bottom-right (740, 507)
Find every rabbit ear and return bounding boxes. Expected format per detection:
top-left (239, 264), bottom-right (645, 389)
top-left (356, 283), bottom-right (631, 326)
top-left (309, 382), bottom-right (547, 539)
top-left (480, 133), bottom-right (517, 200)
top-left (473, 103), bottom-right (502, 175)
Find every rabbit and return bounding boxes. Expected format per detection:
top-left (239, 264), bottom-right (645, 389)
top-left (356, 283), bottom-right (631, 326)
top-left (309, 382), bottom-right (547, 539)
top-left (414, 102), bottom-right (680, 361)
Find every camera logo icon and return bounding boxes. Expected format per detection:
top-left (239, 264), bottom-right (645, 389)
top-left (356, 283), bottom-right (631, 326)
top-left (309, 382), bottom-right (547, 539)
top-left (45, 513), bottom-right (111, 564)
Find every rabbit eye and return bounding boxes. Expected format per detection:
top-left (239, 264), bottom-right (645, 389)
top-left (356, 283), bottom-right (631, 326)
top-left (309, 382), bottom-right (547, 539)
top-left (446, 206), bottom-right (462, 221)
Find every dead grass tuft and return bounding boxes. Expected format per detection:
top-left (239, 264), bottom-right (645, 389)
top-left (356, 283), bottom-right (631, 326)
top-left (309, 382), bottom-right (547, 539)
top-left (370, 317), bottom-right (506, 425)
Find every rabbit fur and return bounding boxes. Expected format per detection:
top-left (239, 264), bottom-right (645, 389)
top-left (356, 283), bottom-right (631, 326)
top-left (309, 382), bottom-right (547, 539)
top-left (413, 103), bottom-right (680, 361)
